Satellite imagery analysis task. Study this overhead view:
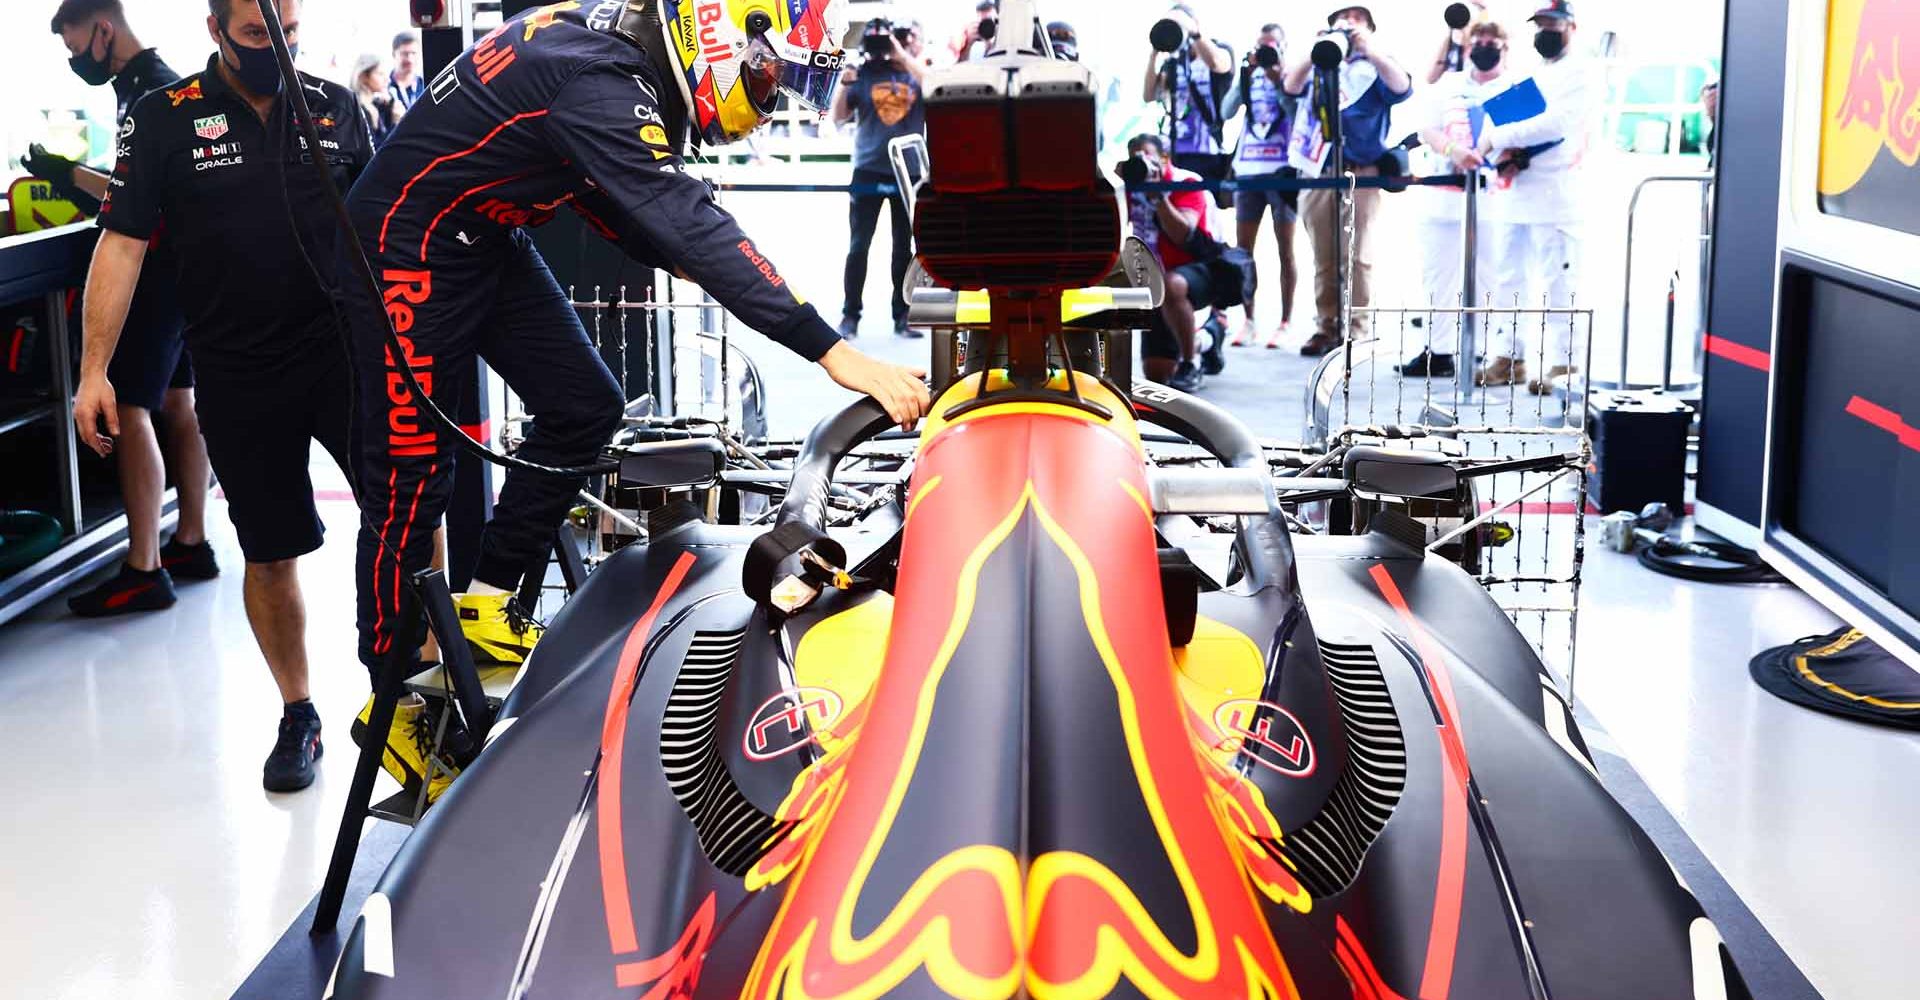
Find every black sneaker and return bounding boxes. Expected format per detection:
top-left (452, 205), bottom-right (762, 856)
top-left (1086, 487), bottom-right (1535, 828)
top-left (894, 316), bottom-right (922, 338)
top-left (837, 315), bottom-right (860, 339)
top-left (68, 564), bottom-right (177, 617)
top-left (1396, 351), bottom-right (1455, 378)
top-left (160, 538), bottom-right (220, 581)
top-left (264, 701), bottom-right (323, 792)
top-left (1168, 360), bottom-right (1205, 393)
top-left (1200, 323), bottom-right (1227, 376)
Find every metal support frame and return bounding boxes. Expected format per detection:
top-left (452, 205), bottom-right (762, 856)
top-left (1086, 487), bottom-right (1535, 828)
top-left (1600, 173), bottom-right (1714, 391)
top-left (312, 569), bottom-right (493, 933)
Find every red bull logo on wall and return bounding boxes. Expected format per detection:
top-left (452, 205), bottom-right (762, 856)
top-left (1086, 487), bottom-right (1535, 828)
top-left (1821, 0), bottom-right (1920, 198)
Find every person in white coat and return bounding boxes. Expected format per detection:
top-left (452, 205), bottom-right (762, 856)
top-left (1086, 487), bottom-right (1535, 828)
top-left (1398, 18), bottom-right (1511, 379)
top-left (1475, 0), bottom-right (1596, 393)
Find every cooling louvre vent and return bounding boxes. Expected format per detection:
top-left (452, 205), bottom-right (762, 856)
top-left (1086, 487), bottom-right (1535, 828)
top-left (1284, 641), bottom-right (1408, 899)
top-left (659, 629), bottom-right (782, 876)
top-left (914, 190), bottom-right (1121, 291)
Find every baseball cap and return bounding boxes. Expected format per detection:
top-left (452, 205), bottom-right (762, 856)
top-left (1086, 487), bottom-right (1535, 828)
top-left (1327, 6), bottom-right (1376, 31)
top-left (1530, 1), bottom-right (1575, 22)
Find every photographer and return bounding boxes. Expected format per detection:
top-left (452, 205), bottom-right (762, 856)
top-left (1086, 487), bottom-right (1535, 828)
top-left (1219, 24), bottom-right (1298, 348)
top-left (1425, 0), bottom-right (1488, 85)
top-left (954, 0), bottom-right (996, 63)
top-left (1121, 134), bottom-right (1256, 393)
top-left (1398, 19), bottom-right (1511, 379)
top-left (1474, 0), bottom-right (1596, 392)
top-left (831, 18), bottom-right (927, 339)
top-left (1141, 5), bottom-right (1234, 200)
top-left (1283, 5), bottom-right (1412, 357)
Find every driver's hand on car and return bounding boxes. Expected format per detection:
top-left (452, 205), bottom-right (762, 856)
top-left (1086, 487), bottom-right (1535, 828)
top-left (72, 373), bottom-right (120, 457)
top-left (820, 340), bottom-right (931, 430)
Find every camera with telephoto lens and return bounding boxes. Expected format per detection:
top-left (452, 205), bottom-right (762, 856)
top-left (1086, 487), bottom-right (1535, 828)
top-left (1149, 16), bottom-right (1191, 53)
top-left (1117, 154), bottom-right (1151, 188)
top-left (861, 18), bottom-right (910, 60)
top-left (1311, 28), bottom-right (1350, 70)
top-left (977, 16), bottom-right (997, 41)
top-left (1445, 3), bottom-right (1473, 29)
top-left (1254, 43), bottom-right (1280, 69)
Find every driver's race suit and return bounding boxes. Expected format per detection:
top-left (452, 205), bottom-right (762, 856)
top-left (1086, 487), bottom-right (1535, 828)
top-left (342, 2), bottom-right (840, 667)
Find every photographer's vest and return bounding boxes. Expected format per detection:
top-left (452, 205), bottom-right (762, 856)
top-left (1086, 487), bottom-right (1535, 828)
top-left (1233, 69), bottom-right (1293, 176)
top-left (1164, 52), bottom-right (1225, 157)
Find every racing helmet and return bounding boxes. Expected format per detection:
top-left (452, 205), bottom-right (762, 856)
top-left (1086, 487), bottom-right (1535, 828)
top-left (657, 0), bottom-right (848, 146)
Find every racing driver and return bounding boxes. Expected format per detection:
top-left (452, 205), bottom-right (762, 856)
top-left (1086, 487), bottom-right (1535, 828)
top-left (342, 0), bottom-right (927, 740)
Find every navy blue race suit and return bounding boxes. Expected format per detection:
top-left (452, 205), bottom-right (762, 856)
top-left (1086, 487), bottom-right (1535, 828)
top-left (343, 3), bottom-right (841, 666)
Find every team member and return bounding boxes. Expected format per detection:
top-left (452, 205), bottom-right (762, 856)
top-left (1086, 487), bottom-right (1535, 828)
top-left (1219, 23), bottom-right (1298, 349)
top-left (1123, 134), bottom-right (1253, 393)
top-left (386, 29), bottom-right (424, 111)
top-left (1284, 5), bottom-right (1413, 357)
top-left (831, 19), bottom-right (927, 339)
top-left (1476, 0), bottom-right (1596, 392)
top-left (1398, 19), bottom-right (1510, 379)
top-left (341, 1), bottom-right (930, 751)
top-left (74, 0), bottom-right (371, 793)
top-left (37, 0), bottom-right (216, 615)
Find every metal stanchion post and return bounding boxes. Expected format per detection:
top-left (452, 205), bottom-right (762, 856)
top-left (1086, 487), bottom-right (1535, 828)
top-left (1457, 178), bottom-right (1479, 400)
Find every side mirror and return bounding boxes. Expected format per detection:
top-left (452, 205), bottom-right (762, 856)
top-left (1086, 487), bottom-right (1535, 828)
top-left (617, 437), bottom-right (726, 491)
top-left (1344, 445), bottom-right (1460, 501)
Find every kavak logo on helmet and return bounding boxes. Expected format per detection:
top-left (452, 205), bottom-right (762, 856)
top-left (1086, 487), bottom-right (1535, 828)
top-left (194, 115), bottom-right (230, 141)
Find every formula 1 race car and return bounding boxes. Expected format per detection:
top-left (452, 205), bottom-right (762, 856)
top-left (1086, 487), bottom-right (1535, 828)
top-left (326, 6), bottom-right (1749, 998)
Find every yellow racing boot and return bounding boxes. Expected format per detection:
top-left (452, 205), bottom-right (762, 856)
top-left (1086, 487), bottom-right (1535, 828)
top-left (351, 693), bottom-right (459, 804)
top-left (453, 591), bottom-right (543, 664)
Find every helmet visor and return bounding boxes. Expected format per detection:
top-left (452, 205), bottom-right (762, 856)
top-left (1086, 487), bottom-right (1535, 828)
top-left (744, 33), bottom-right (843, 115)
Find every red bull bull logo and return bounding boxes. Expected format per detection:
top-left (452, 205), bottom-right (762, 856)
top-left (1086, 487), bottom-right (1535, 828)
top-left (166, 80), bottom-right (203, 106)
top-left (1822, 0), bottom-right (1920, 195)
top-left (522, 1), bottom-right (580, 41)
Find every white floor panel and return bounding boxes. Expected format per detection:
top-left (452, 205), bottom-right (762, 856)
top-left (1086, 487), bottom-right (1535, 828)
top-left (0, 499), bottom-right (377, 1000)
top-left (1578, 539), bottom-right (1920, 1000)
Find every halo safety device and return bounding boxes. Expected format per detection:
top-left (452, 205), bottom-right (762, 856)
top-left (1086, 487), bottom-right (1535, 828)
top-left (659, 0), bottom-right (849, 146)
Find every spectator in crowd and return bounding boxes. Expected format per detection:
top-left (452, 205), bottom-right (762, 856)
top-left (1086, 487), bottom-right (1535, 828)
top-left (352, 53), bottom-right (402, 147)
top-left (1123, 134), bottom-right (1256, 393)
top-left (1219, 23), bottom-right (1298, 349)
top-left (1398, 19), bottom-right (1510, 379)
top-left (1475, 0), bottom-right (1596, 392)
top-left (387, 29), bottom-right (423, 111)
top-left (831, 19), bottom-right (927, 339)
top-left (1142, 4), bottom-right (1234, 197)
top-left (1425, 0), bottom-right (1488, 84)
top-left (39, 0), bottom-right (216, 617)
top-left (953, 1), bottom-right (996, 63)
top-left (1284, 5), bottom-right (1413, 357)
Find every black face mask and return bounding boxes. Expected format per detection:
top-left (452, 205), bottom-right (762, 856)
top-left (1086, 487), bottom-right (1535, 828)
top-left (1468, 43), bottom-right (1502, 72)
top-left (1533, 29), bottom-right (1566, 60)
top-left (69, 23), bottom-right (115, 86)
top-left (221, 25), bottom-right (292, 96)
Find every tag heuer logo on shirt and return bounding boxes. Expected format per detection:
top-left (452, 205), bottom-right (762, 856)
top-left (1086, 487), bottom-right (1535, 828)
top-left (193, 115), bottom-right (230, 141)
